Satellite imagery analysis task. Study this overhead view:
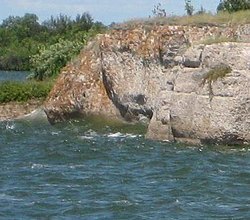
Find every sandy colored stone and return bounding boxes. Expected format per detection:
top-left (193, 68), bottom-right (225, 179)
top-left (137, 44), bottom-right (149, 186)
top-left (0, 99), bottom-right (43, 121)
top-left (44, 24), bottom-right (250, 144)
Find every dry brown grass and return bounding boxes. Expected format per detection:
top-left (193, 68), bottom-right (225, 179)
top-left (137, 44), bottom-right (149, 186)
top-left (118, 10), bottom-right (250, 28)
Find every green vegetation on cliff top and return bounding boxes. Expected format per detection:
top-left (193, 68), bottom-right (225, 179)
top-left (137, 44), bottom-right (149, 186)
top-left (122, 10), bottom-right (250, 27)
top-left (0, 3), bottom-right (249, 103)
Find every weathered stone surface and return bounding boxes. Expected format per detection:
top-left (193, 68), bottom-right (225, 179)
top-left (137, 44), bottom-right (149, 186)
top-left (149, 43), bottom-right (250, 144)
top-left (236, 24), bottom-right (250, 42)
top-left (201, 43), bottom-right (250, 70)
top-left (182, 45), bottom-right (204, 68)
top-left (146, 111), bottom-right (174, 141)
top-left (0, 99), bottom-right (43, 121)
top-left (44, 24), bottom-right (250, 145)
top-left (44, 40), bottom-right (121, 124)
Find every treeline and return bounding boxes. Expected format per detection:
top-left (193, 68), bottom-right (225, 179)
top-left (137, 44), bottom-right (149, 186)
top-left (0, 13), bottom-right (105, 78)
top-left (217, 0), bottom-right (250, 12)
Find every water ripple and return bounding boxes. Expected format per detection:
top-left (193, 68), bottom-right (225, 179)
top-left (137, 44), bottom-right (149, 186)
top-left (0, 120), bottom-right (249, 219)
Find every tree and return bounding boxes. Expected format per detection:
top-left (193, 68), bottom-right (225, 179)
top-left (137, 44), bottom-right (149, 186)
top-left (0, 12), bottom-right (105, 72)
top-left (1, 13), bottom-right (41, 39)
top-left (185, 0), bottom-right (194, 16)
top-left (152, 3), bottom-right (167, 17)
top-left (73, 13), bottom-right (94, 32)
top-left (217, 0), bottom-right (250, 12)
top-left (42, 14), bottom-right (72, 34)
top-left (196, 5), bottom-right (206, 14)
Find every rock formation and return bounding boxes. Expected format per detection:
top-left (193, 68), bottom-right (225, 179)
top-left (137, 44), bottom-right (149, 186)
top-left (44, 24), bottom-right (250, 145)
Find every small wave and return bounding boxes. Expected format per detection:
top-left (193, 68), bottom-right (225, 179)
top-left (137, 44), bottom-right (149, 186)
top-left (78, 131), bottom-right (141, 141)
top-left (5, 121), bottom-right (15, 130)
top-left (78, 129), bottom-right (99, 140)
top-left (79, 135), bottom-right (94, 140)
top-left (0, 193), bottom-right (22, 201)
top-left (107, 132), bottom-right (140, 139)
top-left (31, 163), bottom-right (45, 169)
top-left (114, 199), bottom-right (133, 206)
top-left (51, 131), bottom-right (61, 136)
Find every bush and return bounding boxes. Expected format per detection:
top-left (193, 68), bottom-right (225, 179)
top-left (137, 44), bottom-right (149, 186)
top-left (201, 64), bottom-right (232, 101)
top-left (217, 0), bottom-right (250, 13)
top-left (0, 80), bottom-right (53, 103)
top-left (202, 64), bottom-right (232, 84)
top-left (30, 38), bottom-right (86, 80)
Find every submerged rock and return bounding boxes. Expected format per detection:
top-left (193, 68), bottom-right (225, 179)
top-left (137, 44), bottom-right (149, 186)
top-left (44, 24), bottom-right (250, 145)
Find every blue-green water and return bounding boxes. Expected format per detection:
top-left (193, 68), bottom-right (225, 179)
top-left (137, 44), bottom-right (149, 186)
top-left (0, 117), bottom-right (250, 219)
top-left (0, 71), bottom-right (29, 81)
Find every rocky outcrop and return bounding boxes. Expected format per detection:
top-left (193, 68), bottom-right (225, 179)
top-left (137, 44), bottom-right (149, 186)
top-left (0, 99), bottom-right (43, 121)
top-left (44, 24), bottom-right (250, 145)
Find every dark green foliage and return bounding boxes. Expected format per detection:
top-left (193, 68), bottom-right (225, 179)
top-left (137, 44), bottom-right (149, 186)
top-left (0, 13), bottom-right (106, 72)
top-left (0, 80), bottom-right (53, 103)
top-left (152, 3), bottom-right (167, 17)
top-left (217, 0), bottom-right (250, 12)
top-left (185, 0), bottom-right (195, 16)
top-left (30, 39), bottom-right (86, 80)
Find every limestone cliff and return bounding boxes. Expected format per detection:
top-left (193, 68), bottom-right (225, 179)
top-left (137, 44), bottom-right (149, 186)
top-left (44, 24), bottom-right (250, 145)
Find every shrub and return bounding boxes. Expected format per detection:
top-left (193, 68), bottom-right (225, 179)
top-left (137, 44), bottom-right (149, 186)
top-left (29, 38), bottom-right (86, 80)
top-left (201, 36), bottom-right (237, 45)
top-left (202, 64), bottom-right (232, 84)
top-left (0, 80), bottom-right (53, 103)
top-left (201, 64), bottom-right (232, 100)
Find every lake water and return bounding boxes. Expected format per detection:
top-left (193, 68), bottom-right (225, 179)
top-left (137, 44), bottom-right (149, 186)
top-left (0, 71), bottom-right (29, 81)
top-left (0, 116), bottom-right (250, 219)
top-left (0, 71), bottom-right (249, 219)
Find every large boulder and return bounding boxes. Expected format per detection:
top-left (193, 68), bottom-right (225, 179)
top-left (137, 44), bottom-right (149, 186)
top-left (44, 24), bottom-right (250, 144)
top-left (146, 43), bottom-right (250, 144)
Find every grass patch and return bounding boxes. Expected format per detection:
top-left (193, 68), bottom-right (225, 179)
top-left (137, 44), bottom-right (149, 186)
top-left (0, 80), bottom-right (54, 103)
top-left (119, 10), bottom-right (250, 28)
top-left (201, 36), bottom-right (237, 45)
top-left (202, 64), bottom-right (232, 84)
top-left (201, 64), bottom-right (232, 101)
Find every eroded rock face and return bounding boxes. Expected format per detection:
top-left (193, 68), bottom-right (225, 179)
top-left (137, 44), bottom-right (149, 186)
top-left (146, 43), bottom-right (250, 144)
top-left (44, 24), bottom-right (250, 144)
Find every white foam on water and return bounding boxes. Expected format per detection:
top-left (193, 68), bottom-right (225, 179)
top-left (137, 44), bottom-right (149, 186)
top-left (78, 129), bottom-right (99, 140)
top-left (51, 131), bottom-right (61, 136)
top-left (107, 132), bottom-right (140, 138)
top-left (79, 135), bottom-right (94, 140)
top-left (31, 163), bottom-right (45, 169)
top-left (107, 132), bottom-right (124, 138)
top-left (5, 121), bottom-right (15, 130)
